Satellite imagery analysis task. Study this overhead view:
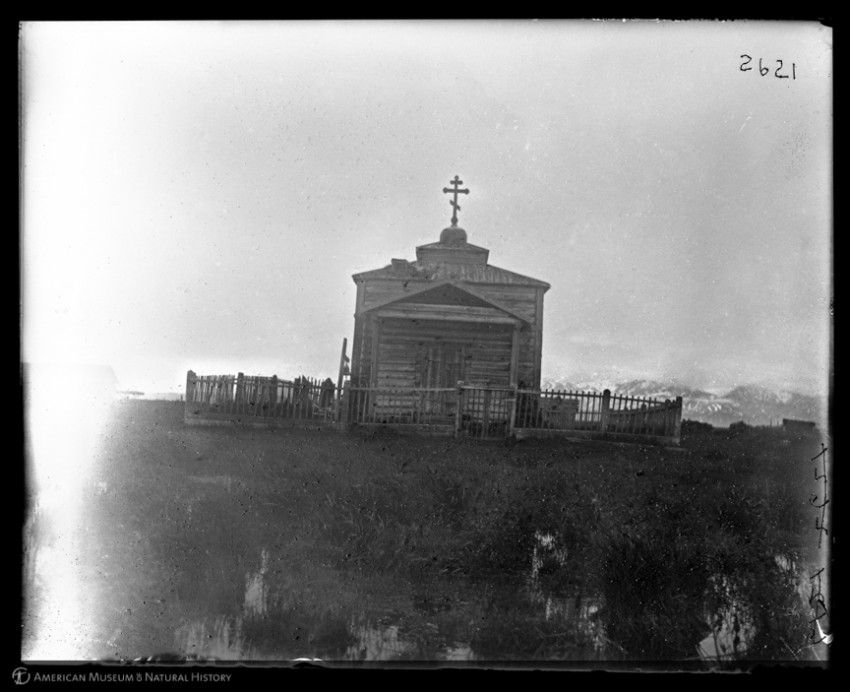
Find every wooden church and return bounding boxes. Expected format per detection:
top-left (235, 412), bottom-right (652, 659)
top-left (349, 177), bottom-right (550, 416)
top-left (182, 175), bottom-right (682, 441)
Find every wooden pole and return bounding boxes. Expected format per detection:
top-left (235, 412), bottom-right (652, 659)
top-left (339, 380), bottom-right (350, 429)
top-left (336, 337), bottom-right (348, 423)
top-left (508, 325), bottom-right (520, 437)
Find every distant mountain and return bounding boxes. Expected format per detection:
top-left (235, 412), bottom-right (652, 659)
top-left (720, 385), bottom-right (824, 428)
top-left (540, 376), bottom-right (579, 391)
top-left (540, 376), bottom-right (827, 429)
top-left (609, 379), bottom-right (717, 401)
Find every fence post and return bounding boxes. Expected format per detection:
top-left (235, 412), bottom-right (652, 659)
top-left (600, 389), bottom-right (611, 433)
top-left (673, 396), bottom-right (683, 442)
top-left (454, 382), bottom-right (464, 437)
top-left (184, 371), bottom-right (196, 423)
top-left (508, 386), bottom-right (518, 438)
top-left (185, 370), bottom-right (195, 402)
top-left (236, 372), bottom-right (245, 415)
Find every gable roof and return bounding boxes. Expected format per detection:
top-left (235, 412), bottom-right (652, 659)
top-left (391, 282), bottom-right (496, 309)
top-left (362, 280), bottom-right (533, 324)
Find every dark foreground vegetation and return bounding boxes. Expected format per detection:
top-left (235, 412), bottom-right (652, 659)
top-left (24, 401), bottom-right (829, 666)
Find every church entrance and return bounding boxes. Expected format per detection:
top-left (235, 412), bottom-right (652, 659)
top-left (421, 342), bottom-right (465, 389)
top-left (420, 342), bottom-right (466, 420)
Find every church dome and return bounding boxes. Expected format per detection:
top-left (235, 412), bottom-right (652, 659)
top-left (439, 225), bottom-right (468, 246)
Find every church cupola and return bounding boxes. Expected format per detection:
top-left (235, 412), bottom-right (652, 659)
top-left (415, 175), bottom-right (489, 265)
top-left (439, 225), bottom-right (468, 246)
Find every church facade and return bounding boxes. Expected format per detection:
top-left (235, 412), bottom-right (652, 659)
top-left (349, 177), bottom-right (550, 406)
top-left (182, 177), bottom-right (682, 442)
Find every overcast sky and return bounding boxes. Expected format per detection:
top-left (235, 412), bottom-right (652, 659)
top-left (21, 20), bottom-right (832, 396)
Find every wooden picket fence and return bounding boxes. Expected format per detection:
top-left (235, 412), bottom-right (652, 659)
top-left (185, 371), bottom-right (683, 444)
top-left (349, 384), bottom-right (682, 444)
top-left (514, 388), bottom-right (682, 441)
top-left (184, 371), bottom-right (339, 427)
top-left (346, 387), bottom-right (458, 430)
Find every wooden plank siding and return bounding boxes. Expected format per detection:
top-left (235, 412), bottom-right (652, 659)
top-left (350, 227), bottom-right (550, 406)
top-left (353, 283), bottom-right (544, 389)
top-left (369, 317), bottom-right (516, 388)
top-left (464, 284), bottom-right (538, 320)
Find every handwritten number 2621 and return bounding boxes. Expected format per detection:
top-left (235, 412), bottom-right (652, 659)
top-left (740, 55), bottom-right (796, 79)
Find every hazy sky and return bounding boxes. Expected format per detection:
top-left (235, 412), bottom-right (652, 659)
top-left (21, 20), bottom-right (832, 396)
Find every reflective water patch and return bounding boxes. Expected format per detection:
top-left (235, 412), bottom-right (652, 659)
top-left (244, 548), bottom-right (270, 617)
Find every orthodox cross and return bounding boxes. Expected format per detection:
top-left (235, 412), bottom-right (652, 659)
top-left (442, 175), bottom-right (470, 226)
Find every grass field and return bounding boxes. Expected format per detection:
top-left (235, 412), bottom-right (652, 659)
top-left (22, 399), bottom-right (831, 666)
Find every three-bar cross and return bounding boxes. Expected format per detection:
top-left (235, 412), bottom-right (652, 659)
top-left (442, 175), bottom-right (470, 226)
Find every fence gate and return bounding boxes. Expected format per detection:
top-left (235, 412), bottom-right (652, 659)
top-left (456, 386), bottom-right (516, 439)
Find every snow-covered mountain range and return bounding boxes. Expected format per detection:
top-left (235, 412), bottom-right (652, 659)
top-left (540, 376), bottom-right (828, 429)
